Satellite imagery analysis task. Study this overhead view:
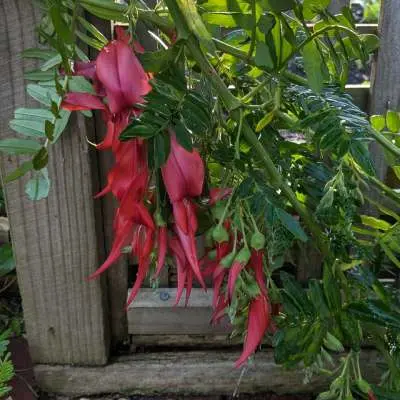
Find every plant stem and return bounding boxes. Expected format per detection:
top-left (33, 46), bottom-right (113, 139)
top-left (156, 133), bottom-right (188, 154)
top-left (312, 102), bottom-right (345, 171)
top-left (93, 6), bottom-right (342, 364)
top-left (369, 129), bottom-right (400, 159)
top-left (212, 38), bottom-right (308, 86)
top-left (279, 25), bottom-right (362, 71)
top-left (162, 0), bottom-right (328, 254)
top-left (246, 0), bottom-right (256, 59)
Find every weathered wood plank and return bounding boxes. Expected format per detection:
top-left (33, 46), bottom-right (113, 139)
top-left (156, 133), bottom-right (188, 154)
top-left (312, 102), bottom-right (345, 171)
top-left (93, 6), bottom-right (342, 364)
top-left (127, 288), bottom-right (230, 335)
top-left (131, 334), bottom-right (240, 348)
top-left (369, 0), bottom-right (400, 181)
top-left (87, 16), bottom-right (130, 350)
top-left (34, 349), bottom-right (382, 396)
top-left (0, 0), bottom-right (109, 365)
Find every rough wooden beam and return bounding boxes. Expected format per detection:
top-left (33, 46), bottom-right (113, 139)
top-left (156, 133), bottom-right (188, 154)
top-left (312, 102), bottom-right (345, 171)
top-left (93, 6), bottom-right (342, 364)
top-left (369, 0), bottom-right (400, 181)
top-left (127, 288), bottom-right (231, 335)
top-left (34, 349), bottom-right (382, 396)
top-left (0, 0), bottom-right (109, 365)
top-left (87, 16), bottom-right (130, 351)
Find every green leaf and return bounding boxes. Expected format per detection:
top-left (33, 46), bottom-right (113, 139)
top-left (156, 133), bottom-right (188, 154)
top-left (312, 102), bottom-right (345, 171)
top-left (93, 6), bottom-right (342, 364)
top-left (45, 120), bottom-right (55, 141)
top-left (393, 166), bottom-right (400, 181)
top-left (27, 84), bottom-right (58, 107)
top-left (360, 34), bottom-right (379, 53)
top-left (254, 42), bottom-right (274, 69)
top-left (303, 0), bottom-right (330, 20)
top-left (68, 76), bottom-right (95, 94)
top-left (22, 48), bottom-right (58, 60)
top-left (0, 139), bottom-right (41, 155)
top-left (360, 215), bottom-right (392, 231)
top-left (76, 30), bottom-right (104, 50)
top-left (0, 244), bottom-right (15, 278)
top-left (120, 124), bottom-right (158, 140)
top-left (4, 161), bottom-right (33, 183)
top-left (53, 110), bottom-right (71, 142)
top-left (175, 121), bottom-right (193, 152)
top-left (258, 13), bottom-right (276, 34)
top-left (24, 70), bottom-right (56, 81)
top-left (25, 168), bottom-right (50, 201)
top-left (275, 208), bottom-right (308, 242)
top-left (9, 119), bottom-right (45, 138)
top-left (49, 3), bottom-right (74, 43)
top-left (32, 147), bottom-right (49, 170)
top-left (40, 54), bottom-right (62, 71)
top-left (386, 110), bottom-right (400, 133)
top-left (154, 134), bottom-right (171, 169)
top-left (77, 15), bottom-right (108, 46)
top-left (266, 0), bottom-right (295, 12)
top-left (348, 300), bottom-right (400, 330)
top-left (14, 108), bottom-right (53, 122)
top-left (370, 115), bottom-right (386, 132)
top-left (303, 41), bottom-right (324, 93)
top-left (256, 111), bottom-right (274, 132)
top-left (139, 48), bottom-right (177, 74)
top-left (79, 2), bottom-right (128, 22)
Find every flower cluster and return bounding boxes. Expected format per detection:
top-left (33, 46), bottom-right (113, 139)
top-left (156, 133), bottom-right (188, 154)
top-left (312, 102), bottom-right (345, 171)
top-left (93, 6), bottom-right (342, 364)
top-left (62, 28), bottom-right (271, 367)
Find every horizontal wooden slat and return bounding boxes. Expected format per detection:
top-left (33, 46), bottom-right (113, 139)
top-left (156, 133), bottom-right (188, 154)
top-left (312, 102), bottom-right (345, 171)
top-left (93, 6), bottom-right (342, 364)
top-left (34, 349), bottom-right (382, 396)
top-left (131, 334), bottom-right (240, 348)
top-left (356, 24), bottom-right (378, 35)
top-left (127, 288), bottom-right (231, 335)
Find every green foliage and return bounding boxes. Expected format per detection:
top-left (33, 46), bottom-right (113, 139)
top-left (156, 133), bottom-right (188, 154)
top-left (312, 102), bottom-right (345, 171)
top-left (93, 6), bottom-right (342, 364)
top-left (3, 0), bottom-right (400, 398)
top-left (0, 330), bottom-right (14, 396)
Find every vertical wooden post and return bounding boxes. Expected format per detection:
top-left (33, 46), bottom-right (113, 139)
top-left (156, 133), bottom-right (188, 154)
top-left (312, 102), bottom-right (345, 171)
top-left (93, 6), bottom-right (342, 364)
top-left (87, 17), bottom-right (130, 350)
top-left (369, 0), bottom-right (400, 182)
top-left (0, 0), bottom-right (109, 365)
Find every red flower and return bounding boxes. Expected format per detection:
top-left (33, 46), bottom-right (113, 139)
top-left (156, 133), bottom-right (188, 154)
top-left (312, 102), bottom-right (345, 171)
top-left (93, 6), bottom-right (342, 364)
top-left (162, 133), bottom-right (206, 290)
top-left (250, 250), bottom-right (268, 297)
top-left (235, 294), bottom-right (271, 368)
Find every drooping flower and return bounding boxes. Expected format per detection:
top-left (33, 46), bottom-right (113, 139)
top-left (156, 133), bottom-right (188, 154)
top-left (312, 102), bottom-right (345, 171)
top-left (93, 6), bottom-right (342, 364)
top-left (235, 294), bottom-right (271, 368)
top-left (162, 133), bottom-right (206, 289)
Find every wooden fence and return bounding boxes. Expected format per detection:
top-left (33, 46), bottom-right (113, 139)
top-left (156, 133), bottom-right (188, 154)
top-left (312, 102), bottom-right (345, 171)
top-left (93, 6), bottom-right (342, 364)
top-left (0, 0), bottom-right (397, 395)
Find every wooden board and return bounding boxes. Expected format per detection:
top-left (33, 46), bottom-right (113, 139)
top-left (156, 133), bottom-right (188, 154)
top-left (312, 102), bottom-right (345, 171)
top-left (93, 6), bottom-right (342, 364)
top-left (369, 0), bottom-right (400, 181)
top-left (87, 16), bottom-right (130, 350)
top-left (127, 288), bottom-right (231, 335)
top-left (34, 349), bottom-right (383, 396)
top-left (0, 0), bottom-right (109, 365)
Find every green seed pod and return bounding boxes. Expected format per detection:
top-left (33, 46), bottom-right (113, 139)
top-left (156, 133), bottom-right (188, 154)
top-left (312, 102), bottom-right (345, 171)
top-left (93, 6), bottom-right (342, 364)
top-left (207, 249), bottom-right (217, 261)
top-left (221, 251), bottom-right (236, 268)
top-left (250, 231), bottom-right (266, 250)
top-left (234, 247), bottom-right (251, 265)
top-left (355, 379), bottom-right (371, 394)
top-left (323, 332), bottom-right (344, 353)
top-left (317, 391), bottom-right (336, 400)
top-left (212, 225), bottom-right (229, 243)
top-left (212, 202), bottom-right (226, 221)
top-left (154, 210), bottom-right (166, 227)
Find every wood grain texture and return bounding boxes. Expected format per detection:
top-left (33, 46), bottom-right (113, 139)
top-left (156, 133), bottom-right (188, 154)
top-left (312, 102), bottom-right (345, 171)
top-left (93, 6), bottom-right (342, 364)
top-left (369, 0), bottom-right (400, 181)
top-left (0, 0), bottom-right (109, 365)
top-left (34, 349), bottom-right (383, 396)
top-left (127, 288), bottom-right (231, 335)
top-left (88, 16), bottom-right (130, 349)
